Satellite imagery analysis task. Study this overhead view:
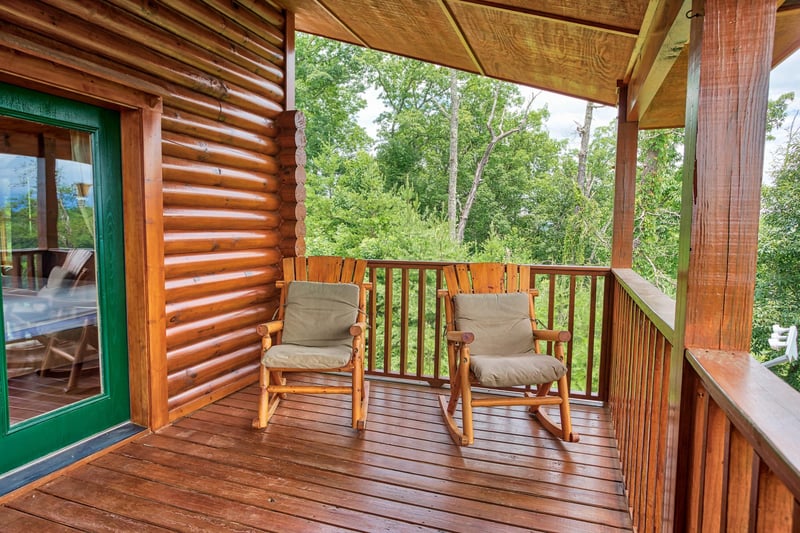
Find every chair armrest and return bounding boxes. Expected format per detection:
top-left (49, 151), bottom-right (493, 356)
top-left (533, 329), bottom-right (572, 343)
top-left (256, 320), bottom-right (283, 337)
top-left (447, 331), bottom-right (475, 344)
top-left (350, 321), bottom-right (367, 337)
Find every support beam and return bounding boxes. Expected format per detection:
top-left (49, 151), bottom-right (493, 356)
top-left (36, 135), bottom-right (58, 250)
top-left (611, 84), bottom-right (638, 269)
top-left (284, 11), bottom-right (295, 110)
top-left (626, 0), bottom-right (690, 122)
top-left (665, 0), bottom-right (777, 529)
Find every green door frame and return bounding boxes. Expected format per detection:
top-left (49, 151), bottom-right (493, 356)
top-left (0, 82), bottom-right (130, 474)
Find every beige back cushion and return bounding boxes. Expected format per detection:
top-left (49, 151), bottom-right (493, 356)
top-left (454, 292), bottom-right (534, 355)
top-left (281, 281), bottom-right (360, 348)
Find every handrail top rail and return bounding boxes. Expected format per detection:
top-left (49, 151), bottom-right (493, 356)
top-left (687, 348), bottom-right (800, 500)
top-left (364, 259), bottom-right (611, 276)
top-left (613, 268), bottom-right (675, 342)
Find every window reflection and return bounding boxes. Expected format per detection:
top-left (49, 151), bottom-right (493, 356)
top-left (0, 116), bottom-right (101, 425)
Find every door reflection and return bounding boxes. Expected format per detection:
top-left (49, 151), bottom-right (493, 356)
top-left (1, 116), bottom-right (101, 425)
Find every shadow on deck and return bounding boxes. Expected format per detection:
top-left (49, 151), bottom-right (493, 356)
top-left (0, 374), bottom-right (633, 532)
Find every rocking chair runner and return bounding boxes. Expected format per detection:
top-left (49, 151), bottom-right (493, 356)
top-left (252, 256), bottom-right (371, 430)
top-left (439, 262), bottom-right (579, 445)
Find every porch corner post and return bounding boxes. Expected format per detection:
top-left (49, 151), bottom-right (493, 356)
top-left (664, 0), bottom-right (777, 529)
top-left (284, 10), bottom-right (295, 111)
top-left (611, 83), bottom-right (638, 270)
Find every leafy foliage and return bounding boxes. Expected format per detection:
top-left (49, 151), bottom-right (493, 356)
top-left (296, 36), bottom-right (800, 391)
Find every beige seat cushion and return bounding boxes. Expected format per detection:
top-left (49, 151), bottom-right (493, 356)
top-left (263, 344), bottom-right (353, 369)
top-left (470, 353), bottom-right (566, 387)
top-left (263, 281), bottom-right (359, 369)
top-left (454, 292), bottom-right (567, 387)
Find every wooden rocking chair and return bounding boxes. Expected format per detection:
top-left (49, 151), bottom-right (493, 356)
top-left (439, 262), bottom-right (579, 445)
top-left (252, 256), bottom-right (371, 430)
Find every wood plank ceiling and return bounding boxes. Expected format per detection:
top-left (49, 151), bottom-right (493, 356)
top-left (271, 0), bottom-right (800, 129)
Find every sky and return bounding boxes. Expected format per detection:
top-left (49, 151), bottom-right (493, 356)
top-left (358, 50), bottom-right (800, 180)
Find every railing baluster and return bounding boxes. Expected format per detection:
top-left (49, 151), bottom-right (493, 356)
top-left (368, 267), bottom-right (378, 373)
top-left (586, 275), bottom-right (598, 395)
top-left (416, 268), bottom-right (425, 379)
top-left (361, 260), bottom-right (609, 398)
top-left (383, 268), bottom-right (393, 375)
top-left (400, 268), bottom-right (409, 376)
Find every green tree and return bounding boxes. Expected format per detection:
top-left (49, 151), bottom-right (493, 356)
top-left (753, 94), bottom-right (800, 388)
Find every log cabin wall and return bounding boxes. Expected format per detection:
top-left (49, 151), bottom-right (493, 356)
top-left (0, 0), bottom-right (298, 423)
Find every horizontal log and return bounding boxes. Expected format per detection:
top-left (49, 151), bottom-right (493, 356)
top-left (163, 207), bottom-right (281, 231)
top-left (162, 131), bottom-right (280, 173)
top-left (280, 166), bottom-right (306, 185)
top-left (41, 0), bottom-right (284, 102)
top-left (106, 0), bottom-right (284, 85)
top-left (279, 203), bottom-right (306, 222)
top-left (162, 111), bottom-right (280, 155)
top-left (166, 286), bottom-right (275, 326)
top-left (276, 110), bottom-right (307, 130)
top-left (201, 0), bottom-right (285, 48)
top-left (165, 267), bottom-right (279, 302)
top-left (0, 1), bottom-right (282, 114)
top-left (162, 181), bottom-right (280, 211)
top-left (167, 343), bottom-right (259, 396)
top-left (167, 361), bottom-right (260, 413)
top-left (280, 183), bottom-right (307, 203)
top-left (168, 325), bottom-right (262, 374)
top-left (162, 157), bottom-right (279, 192)
top-left (163, 230), bottom-right (281, 254)
top-left (164, 249), bottom-right (281, 279)
top-left (233, 0), bottom-right (285, 28)
top-left (279, 219), bottom-right (306, 238)
top-left (164, 93), bottom-right (277, 135)
top-left (277, 130), bottom-right (307, 150)
top-left (166, 305), bottom-right (272, 349)
top-left (0, 25), bottom-right (163, 109)
top-left (278, 148), bottom-right (307, 168)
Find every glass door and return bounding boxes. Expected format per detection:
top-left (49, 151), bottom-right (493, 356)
top-left (0, 83), bottom-right (130, 474)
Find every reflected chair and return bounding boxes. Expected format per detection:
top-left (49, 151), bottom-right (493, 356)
top-left (439, 262), bottom-right (579, 445)
top-left (253, 256), bottom-right (371, 430)
top-left (6, 249), bottom-right (96, 385)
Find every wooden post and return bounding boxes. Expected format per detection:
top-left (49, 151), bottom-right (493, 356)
top-left (611, 84), bottom-right (638, 269)
top-left (284, 11), bottom-right (295, 110)
top-left (665, 0), bottom-right (777, 528)
top-left (37, 135), bottom-right (58, 251)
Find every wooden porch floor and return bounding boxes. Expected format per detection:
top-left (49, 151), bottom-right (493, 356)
top-left (0, 374), bottom-right (633, 532)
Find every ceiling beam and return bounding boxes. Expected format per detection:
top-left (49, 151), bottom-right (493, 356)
top-left (452, 0), bottom-right (640, 37)
top-left (625, 0), bottom-right (690, 122)
top-left (438, 0), bottom-right (485, 74)
top-left (313, 0), bottom-right (369, 47)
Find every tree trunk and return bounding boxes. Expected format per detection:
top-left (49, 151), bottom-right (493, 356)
top-left (576, 101), bottom-right (595, 197)
top-left (447, 69), bottom-right (460, 240)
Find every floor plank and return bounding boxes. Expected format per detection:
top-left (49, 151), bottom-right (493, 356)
top-left (1, 374), bottom-right (633, 532)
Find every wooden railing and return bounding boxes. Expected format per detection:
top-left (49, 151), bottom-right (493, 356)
top-left (610, 268), bottom-right (800, 531)
top-left (364, 260), bottom-right (612, 400)
top-left (4, 249), bottom-right (46, 290)
top-left (681, 350), bottom-right (800, 530)
top-left (609, 269), bottom-right (675, 531)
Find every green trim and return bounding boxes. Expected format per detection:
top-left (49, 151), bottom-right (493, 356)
top-left (0, 82), bottom-right (130, 474)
